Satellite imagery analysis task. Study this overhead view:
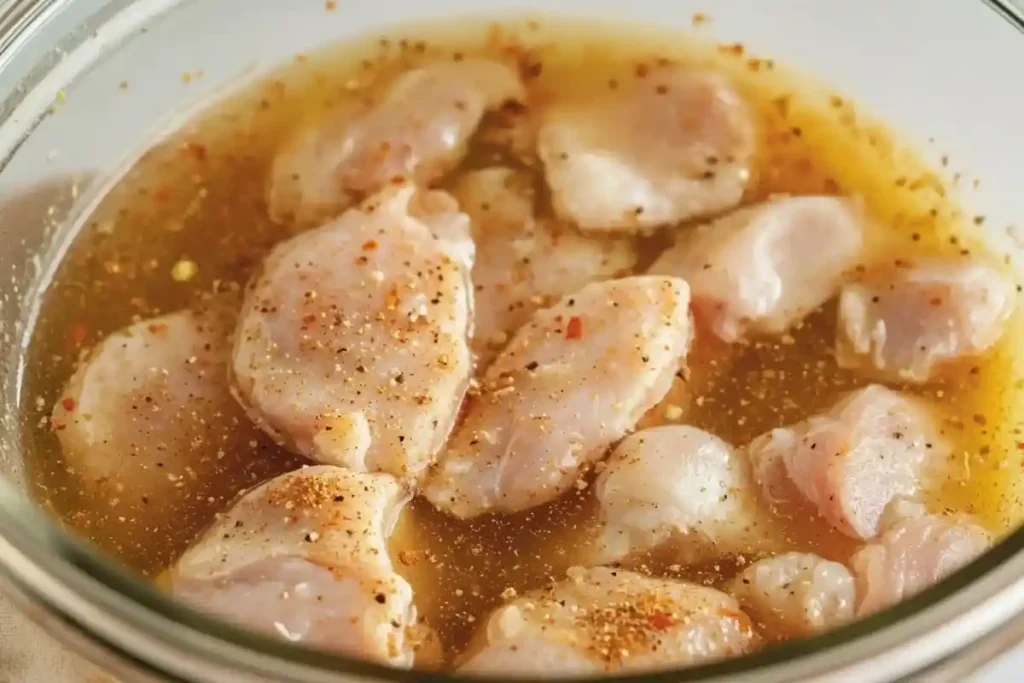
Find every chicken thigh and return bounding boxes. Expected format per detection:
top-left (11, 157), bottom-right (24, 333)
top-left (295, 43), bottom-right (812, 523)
top-left (452, 167), bottom-right (637, 359)
top-left (424, 276), bottom-right (692, 518)
top-left (747, 385), bottom-right (946, 540)
top-left (171, 466), bottom-right (428, 665)
top-left (851, 499), bottom-right (990, 615)
top-left (459, 567), bottom-right (755, 675)
top-left (650, 195), bottom-right (865, 342)
top-left (52, 307), bottom-right (241, 507)
top-left (538, 67), bottom-right (755, 231)
top-left (268, 58), bottom-right (525, 226)
top-left (837, 258), bottom-right (1016, 383)
top-left (591, 425), bottom-right (774, 565)
top-left (729, 552), bottom-right (856, 636)
top-left (232, 185), bottom-right (474, 484)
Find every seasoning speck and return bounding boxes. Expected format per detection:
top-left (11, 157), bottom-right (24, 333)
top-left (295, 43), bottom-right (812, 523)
top-left (565, 316), bottom-right (584, 340)
top-left (171, 259), bottom-right (198, 282)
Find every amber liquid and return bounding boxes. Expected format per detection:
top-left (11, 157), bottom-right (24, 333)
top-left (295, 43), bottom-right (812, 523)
top-left (19, 17), bottom-right (1024, 664)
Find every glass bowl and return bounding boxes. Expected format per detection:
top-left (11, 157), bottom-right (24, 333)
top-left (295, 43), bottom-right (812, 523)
top-left (1, 1), bottom-right (1023, 681)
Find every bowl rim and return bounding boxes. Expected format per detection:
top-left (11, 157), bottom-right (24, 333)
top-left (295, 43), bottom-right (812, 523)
top-left (1, 0), bottom-right (1023, 681)
top-left (4, 484), bottom-right (1024, 683)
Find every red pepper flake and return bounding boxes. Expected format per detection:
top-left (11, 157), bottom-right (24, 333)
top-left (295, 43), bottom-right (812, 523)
top-left (69, 323), bottom-right (89, 348)
top-left (362, 239), bottom-right (379, 251)
top-left (1017, 441), bottom-right (1024, 450)
top-left (565, 316), bottom-right (583, 340)
top-left (153, 186), bottom-right (173, 203)
top-left (60, 398), bottom-right (76, 413)
top-left (301, 314), bottom-right (318, 327)
top-left (648, 611), bottom-right (676, 631)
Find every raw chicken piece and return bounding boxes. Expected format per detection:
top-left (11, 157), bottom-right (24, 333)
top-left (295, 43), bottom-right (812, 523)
top-left (171, 466), bottom-right (427, 665)
top-left (232, 185), bottom-right (474, 484)
top-left (268, 59), bottom-right (525, 226)
top-left (650, 195), bottom-right (865, 342)
top-left (747, 385), bottom-right (947, 540)
top-left (459, 567), bottom-right (755, 675)
top-left (452, 167), bottom-right (637, 359)
top-left (592, 425), bottom-right (773, 565)
top-left (729, 552), bottom-right (856, 636)
top-left (837, 258), bottom-right (1016, 383)
top-left (538, 67), bottom-right (755, 231)
top-left (852, 500), bottom-right (991, 615)
top-left (52, 307), bottom-right (239, 504)
top-left (424, 276), bottom-right (692, 518)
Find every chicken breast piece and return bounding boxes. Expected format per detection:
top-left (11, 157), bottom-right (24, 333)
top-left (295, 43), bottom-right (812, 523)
top-left (232, 185), bottom-right (474, 484)
top-left (269, 59), bottom-right (525, 226)
top-left (592, 425), bottom-right (774, 565)
top-left (171, 466), bottom-right (427, 665)
top-left (729, 552), bottom-right (856, 636)
top-left (453, 167), bottom-right (637, 359)
top-left (650, 195), bottom-right (865, 342)
top-left (747, 385), bottom-right (947, 540)
top-left (459, 567), bottom-right (755, 675)
top-left (52, 307), bottom-right (239, 505)
top-left (837, 258), bottom-right (1016, 383)
top-left (538, 67), bottom-right (755, 231)
top-left (851, 500), bottom-right (990, 615)
top-left (424, 276), bottom-right (692, 518)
